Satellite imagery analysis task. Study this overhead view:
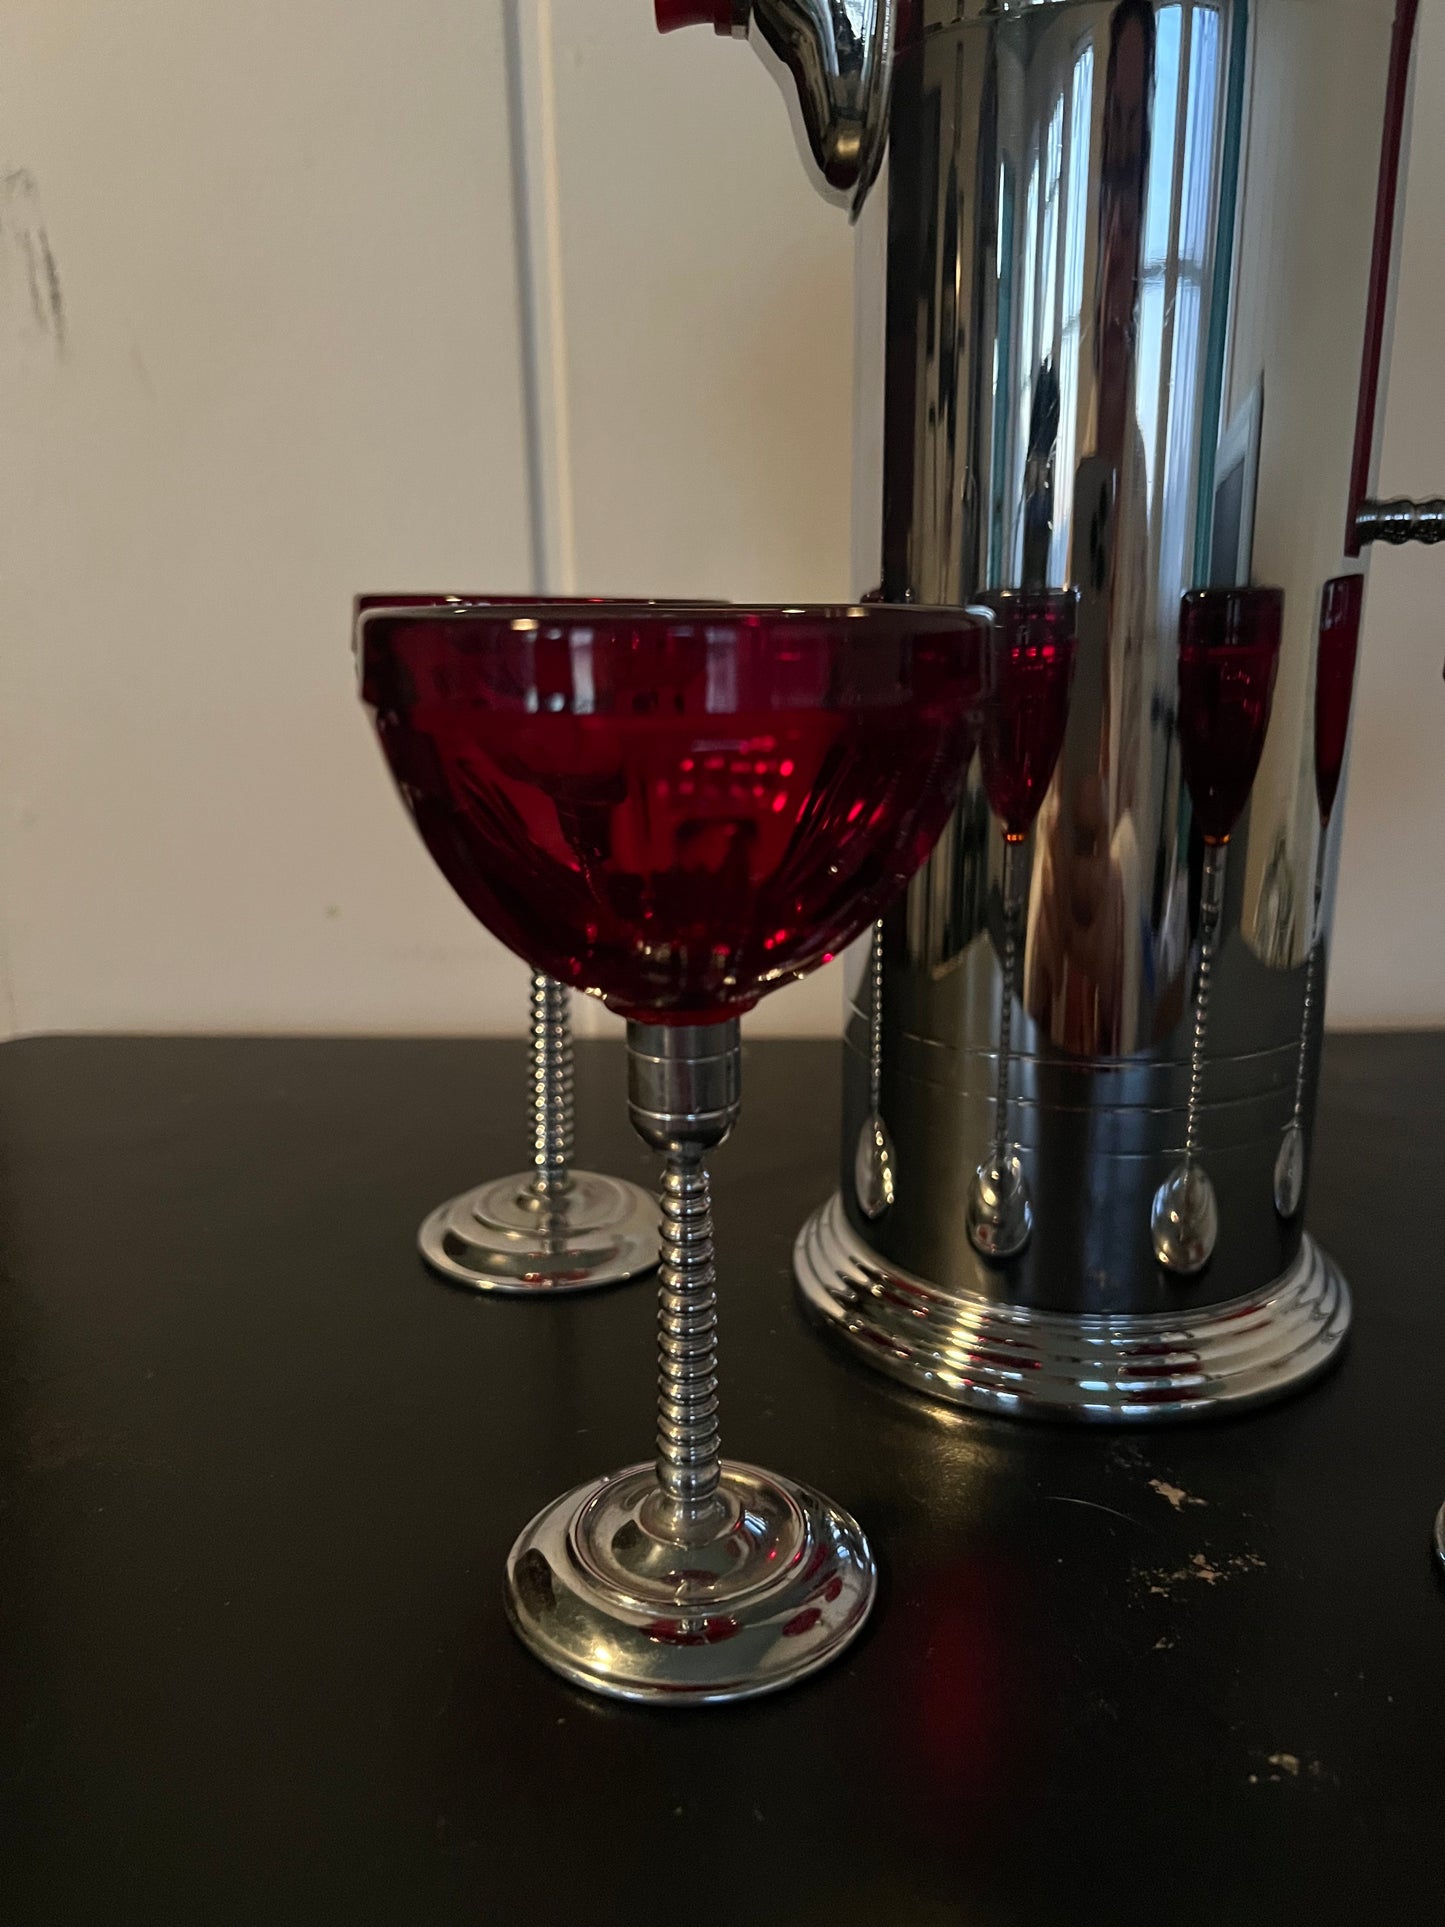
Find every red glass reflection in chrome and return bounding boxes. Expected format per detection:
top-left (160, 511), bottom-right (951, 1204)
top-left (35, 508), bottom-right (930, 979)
top-left (1314, 574), bottom-right (1365, 826)
top-left (966, 589), bottom-right (1077, 1265)
top-left (359, 602), bottom-right (992, 1024)
top-left (978, 591), bottom-right (1079, 840)
top-left (1176, 587), bottom-right (1285, 844)
top-left (1275, 572), bottom-right (1368, 1224)
top-left (1154, 587), bottom-right (1285, 1278)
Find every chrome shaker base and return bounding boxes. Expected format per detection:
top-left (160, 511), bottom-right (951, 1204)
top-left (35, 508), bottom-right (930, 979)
top-left (795, 1192), bottom-right (1351, 1422)
top-left (419, 1173), bottom-right (659, 1294)
top-left (504, 1461), bottom-right (876, 1704)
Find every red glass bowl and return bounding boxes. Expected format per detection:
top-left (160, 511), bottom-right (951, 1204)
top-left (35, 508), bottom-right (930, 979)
top-left (358, 600), bottom-right (993, 1023)
top-left (1176, 587), bottom-right (1285, 846)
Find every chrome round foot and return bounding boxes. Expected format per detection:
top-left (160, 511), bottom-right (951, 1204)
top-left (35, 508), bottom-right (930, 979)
top-left (419, 1172), bottom-right (659, 1294)
top-left (504, 1460), bottom-right (876, 1703)
top-left (1151, 1158), bottom-right (1219, 1275)
top-left (1273, 1120), bottom-right (1306, 1220)
top-left (1434, 1502), bottom-right (1445, 1575)
top-left (967, 1151), bottom-right (1033, 1262)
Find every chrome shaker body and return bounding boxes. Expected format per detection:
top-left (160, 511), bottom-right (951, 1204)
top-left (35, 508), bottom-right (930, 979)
top-left (662, 0), bottom-right (1437, 1417)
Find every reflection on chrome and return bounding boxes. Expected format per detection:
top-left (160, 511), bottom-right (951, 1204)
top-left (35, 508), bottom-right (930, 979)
top-left (968, 592), bottom-right (1078, 1263)
top-left (1153, 585), bottom-right (1283, 1274)
top-left (1275, 575), bottom-right (1366, 1220)
top-left (667, 0), bottom-right (1437, 1415)
top-left (798, 0), bottom-right (1412, 1408)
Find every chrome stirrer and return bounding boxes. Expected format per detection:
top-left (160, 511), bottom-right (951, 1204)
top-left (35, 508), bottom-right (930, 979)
top-left (1152, 844), bottom-right (1227, 1275)
top-left (853, 925), bottom-right (896, 1219)
top-left (1277, 574), bottom-right (1366, 1222)
top-left (1153, 587), bottom-right (1285, 1277)
top-left (968, 837), bottom-right (1032, 1261)
top-left (966, 589), bottom-right (1076, 1264)
top-left (1273, 850), bottom-right (1326, 1221)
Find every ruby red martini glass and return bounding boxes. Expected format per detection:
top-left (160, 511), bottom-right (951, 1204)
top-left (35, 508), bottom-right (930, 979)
top-left (966, 590), bottom-right (1078, 1262)
top-left (356, 595), bottom-right (659, 1296)
top-left (358, 598), bottom-right (993, 1702)
top-left (1274, 574), bottom-right (1365, 1219)
top-left (1152, 587), bottom-right (1284, 1275)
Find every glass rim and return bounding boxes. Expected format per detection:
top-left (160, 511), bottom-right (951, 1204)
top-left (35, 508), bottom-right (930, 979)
top-left (354, 595), bottom-right (996, 634)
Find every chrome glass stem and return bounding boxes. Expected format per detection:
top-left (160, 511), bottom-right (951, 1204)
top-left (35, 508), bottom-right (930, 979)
top-left (528, 972), bottom-right (575, 1203)
top-left (649, 1144), bottom-right (724, 1541)
top-left (416, 973), bottom-right (658, 1294)
top-left (503, 1018), bottom-right (876, 1701)
top-left (627, 1020), bottom-right (739, 1544)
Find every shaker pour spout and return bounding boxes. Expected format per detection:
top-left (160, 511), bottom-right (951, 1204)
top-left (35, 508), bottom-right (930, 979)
top-left (654, 0), bottom-right (896, 218)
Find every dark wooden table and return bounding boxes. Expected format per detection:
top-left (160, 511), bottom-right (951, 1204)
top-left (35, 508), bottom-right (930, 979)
top-left (1, 1034), bottom-right (1441, 1925)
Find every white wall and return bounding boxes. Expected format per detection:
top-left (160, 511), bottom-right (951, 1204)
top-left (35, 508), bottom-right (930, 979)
top-left (0, 0), bottom-right (1440, 1038)
top-left (0, 0), bottom-right (539, 1037)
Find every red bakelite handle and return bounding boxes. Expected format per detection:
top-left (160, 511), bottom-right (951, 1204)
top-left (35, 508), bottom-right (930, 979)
top-left (1346, 0), bottom-right (1420, 554)
top-left (655, 0), bottom-right (733, 32)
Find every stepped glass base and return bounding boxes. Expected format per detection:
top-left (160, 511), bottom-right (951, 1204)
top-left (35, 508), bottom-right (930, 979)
top-left (504, 1461), bottom-right (876, 1704)
top-left (795, 1191), bottom-right (1351, 1422)
top-left (419, 1173), bottom-right (659, 1294)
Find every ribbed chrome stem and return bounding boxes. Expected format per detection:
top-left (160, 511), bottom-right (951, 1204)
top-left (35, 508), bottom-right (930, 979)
top-left (626, 1020), bottom-right (739, 1545)
top-left (653, 1148), bottom-right (722, 1527)
top-left (990, 838), bottom-right (1022, 1156)
top-left (1185, 845), bottom-right (1227, 1163)
top-left (529, 972), bottom-right (574, 1201)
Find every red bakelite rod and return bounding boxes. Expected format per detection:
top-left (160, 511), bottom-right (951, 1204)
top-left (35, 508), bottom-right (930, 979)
top-left (655, 0), bottom-right (734, 32)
